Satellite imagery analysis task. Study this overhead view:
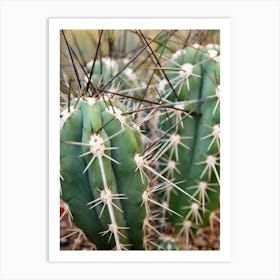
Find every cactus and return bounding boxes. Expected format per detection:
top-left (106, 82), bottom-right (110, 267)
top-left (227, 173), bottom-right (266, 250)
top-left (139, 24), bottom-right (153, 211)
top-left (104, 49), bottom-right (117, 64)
top-left (60, 30), bottom-right (221, 250)
top-left (60, 98), bottom-right (148, 250)
top-left (155, 44), bottom-right (220, 248)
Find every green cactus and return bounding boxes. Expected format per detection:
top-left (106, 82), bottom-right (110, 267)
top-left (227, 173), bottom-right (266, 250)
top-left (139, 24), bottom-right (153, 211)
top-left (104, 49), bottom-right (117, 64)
top-left (60, 97), bottom-right (148, 250)
top-left (156, 44), bottom-right (220, 247)
top-left (60, 30), bottom-right (221, 250)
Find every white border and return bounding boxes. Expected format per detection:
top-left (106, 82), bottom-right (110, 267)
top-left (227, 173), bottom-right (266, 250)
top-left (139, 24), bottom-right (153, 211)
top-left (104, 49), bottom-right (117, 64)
top-left (1, 1), bottom-right (279, 279)
top-left (49, 18), bottom-right (231, 262)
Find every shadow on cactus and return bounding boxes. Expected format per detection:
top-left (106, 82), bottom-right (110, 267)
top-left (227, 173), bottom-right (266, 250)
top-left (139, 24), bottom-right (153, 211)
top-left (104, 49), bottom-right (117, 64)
top-left (60, 30), bottom-right (220, 250)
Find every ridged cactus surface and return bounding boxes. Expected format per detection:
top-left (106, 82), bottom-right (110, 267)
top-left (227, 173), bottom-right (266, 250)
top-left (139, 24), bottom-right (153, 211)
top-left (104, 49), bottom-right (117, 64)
top-left (156, 45), bottom-right (220, 247)
top-left (60, 98), bottom-right (147, 250)
top-left (60, 30), bottom-right (221, 250)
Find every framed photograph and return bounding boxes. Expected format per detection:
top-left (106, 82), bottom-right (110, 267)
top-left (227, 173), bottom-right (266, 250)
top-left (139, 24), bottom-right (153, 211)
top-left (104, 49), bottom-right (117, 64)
top-left (0, 1), bottom-right (279, 279)
top-left (49, 18), bottom-right (231, 262)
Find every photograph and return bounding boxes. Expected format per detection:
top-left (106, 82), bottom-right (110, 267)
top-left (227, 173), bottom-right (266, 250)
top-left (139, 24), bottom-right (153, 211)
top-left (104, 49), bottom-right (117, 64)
top-left (59, 29), bottom-right (221, 251)
top-left (1, 0), bottom-right (279, 278)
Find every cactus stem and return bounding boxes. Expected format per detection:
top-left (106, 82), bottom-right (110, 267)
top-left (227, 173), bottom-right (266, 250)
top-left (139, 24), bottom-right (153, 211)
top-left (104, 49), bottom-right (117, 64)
top-left (63, 129), bottom-right (126, 250)
top-left (97, 153), bottom-right (122, 250)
